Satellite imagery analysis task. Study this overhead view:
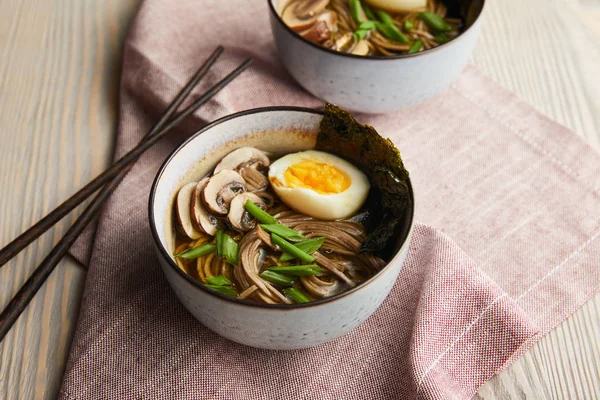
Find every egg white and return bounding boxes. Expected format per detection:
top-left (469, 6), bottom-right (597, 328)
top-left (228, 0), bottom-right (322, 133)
top-left (268, 150), bottom-right (370, 220)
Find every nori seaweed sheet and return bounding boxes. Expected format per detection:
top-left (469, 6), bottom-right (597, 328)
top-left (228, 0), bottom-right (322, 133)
top-left (315, 104), bottom-right (410, 252)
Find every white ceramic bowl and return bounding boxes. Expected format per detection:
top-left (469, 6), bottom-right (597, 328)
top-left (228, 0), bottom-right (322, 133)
top-left (268, 0), bottom-right (486, 113)
top-left (149, 107), bottom-right (415, 350)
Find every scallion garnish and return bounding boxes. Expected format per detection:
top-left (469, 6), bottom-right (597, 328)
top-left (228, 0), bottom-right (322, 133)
top-left (271, 233), bottom-right (315, 263)
top-left (205, 275), bottom-right (233, 286)
top-left (244, 200), bottom-right (277, 224)
top-left (260, 270), bottom-right (296, 286)
top-left (260, 224), bottom-right (306, 242)
top-left (404, 20), bottom-right (414, 31)
top-left (375, 21), bottom-right (409, 44)
top-left (408, 40), bottom-right (423, 54)
top-left (362, 2), bottom-right (376, 20)
top-left (284, 287), bottom-right (311, 304)
top-left (204, 284), bottom-right (237, 297)
top-left (349, 0), bottom-right (365, 24)
top-left (221, 233), bottom-right (239, 265)
top-left (175, 243), bottom-right (216, 259)
top-left (279, 237), bottom-right (325, 262)
top-left (216, 230), bottom-right (224, 257)
top-left (418, 12), bottom-right (452, 32)
top-left (267, 264), bottom-right (322, 277)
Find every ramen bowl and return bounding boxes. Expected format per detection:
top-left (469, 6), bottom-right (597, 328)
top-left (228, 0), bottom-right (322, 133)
top-left (268, 0), bottom-right (486, 113)
top-left (149, 107), bottom-right (415, 350)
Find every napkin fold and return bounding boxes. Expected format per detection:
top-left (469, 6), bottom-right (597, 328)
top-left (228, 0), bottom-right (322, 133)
top-left (63, 0), bottom-right (600, 399)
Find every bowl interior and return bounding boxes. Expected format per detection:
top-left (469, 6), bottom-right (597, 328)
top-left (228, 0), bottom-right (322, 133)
top-left (269, 0), bottom-right (485, 57)
top-left (150, 108), bottom-right (414, 306)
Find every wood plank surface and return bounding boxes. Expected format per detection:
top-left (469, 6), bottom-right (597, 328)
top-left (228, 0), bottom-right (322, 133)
top-left (0, 0), bottom-right (598, 399)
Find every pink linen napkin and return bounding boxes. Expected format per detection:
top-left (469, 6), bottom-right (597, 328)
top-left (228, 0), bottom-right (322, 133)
top-left (62, 0), bottom-right (600, 399)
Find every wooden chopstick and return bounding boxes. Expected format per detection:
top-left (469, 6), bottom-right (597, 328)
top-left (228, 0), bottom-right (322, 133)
top-left (0, 45), bottom-right (223, 268)
top-left (0, 53), bottom-right (253, 341)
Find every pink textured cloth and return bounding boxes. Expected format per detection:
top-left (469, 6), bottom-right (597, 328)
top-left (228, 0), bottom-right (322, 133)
top-left (62, 0), bottom-right (600, 399)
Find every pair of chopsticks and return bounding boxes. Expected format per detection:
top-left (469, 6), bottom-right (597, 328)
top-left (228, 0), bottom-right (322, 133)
top-left (0, 46), bottom-right (252, 341)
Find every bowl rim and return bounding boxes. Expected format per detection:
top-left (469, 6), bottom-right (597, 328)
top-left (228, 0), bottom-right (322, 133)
top-left (267, 0), bottom-right (486, 61)
top-left (149, 106), bottom-right (415, 310)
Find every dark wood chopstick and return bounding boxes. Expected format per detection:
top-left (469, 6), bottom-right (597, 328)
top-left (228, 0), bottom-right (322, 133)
top-left (0, 55), bottom-right (253, 342)
top-left (0, 46), bottom-right (227, 269)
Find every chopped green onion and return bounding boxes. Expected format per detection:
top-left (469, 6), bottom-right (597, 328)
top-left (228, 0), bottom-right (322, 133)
top-left (375, 10), bottom-right (394, 25)
top-left (284, 288), bottom-right (311, 304)
top-left (362, 2), bottom-right (376, 20)
top-left (260, 270), bottom-right (295, 286)
top-left (271, 233), bottom-right (316, 263)
top-left (221, 233), bottom-right (239, 265)
top-left (268, 264), bottom-right (322, 276)
top-left (279, 237), bottom-right (325, 262)
top-left (375, 21), bottom-right (410, 44)
top-left (204, 284), bottom-right (237, 297)
top-left (435, 33), bottom-right (449, 44)
top-left (419, 12), bottom-right (452, 32)
top-left (260, 224), bottom-right (306, 242)
top-left (175, 243), bottom-right (216, 259)
top-left (354, 29), bottom-right (370, 42)
top-left (404, 20), bottom-right (414, 31)
top-left (205, 275), bottom-right (233, 286)
top-left (244, 200), bottom-right (277, 225)
top-left (408, 40), bottom-right (423, 54)
top-left (349, 0), bottom-right (365, 24)
top-left (216, 230), bottom-right (224, 257)
top-left (358, 20), bottom-right (376, 30)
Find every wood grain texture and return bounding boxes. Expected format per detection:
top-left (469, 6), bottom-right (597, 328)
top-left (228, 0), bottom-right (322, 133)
top-left (0, 0), bottom-right (598, 399)
top-left (0, 0), bottom-right (141, 398)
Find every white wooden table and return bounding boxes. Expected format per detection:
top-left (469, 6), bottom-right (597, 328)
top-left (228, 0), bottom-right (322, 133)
top-left (1, 0), bottom-right (599, 398)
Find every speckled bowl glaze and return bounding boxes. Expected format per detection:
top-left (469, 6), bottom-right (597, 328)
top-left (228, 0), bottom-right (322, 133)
top-left (149, 107), bottom-right (415, 350)
top-left (268, 0), bottom-right (486, 113)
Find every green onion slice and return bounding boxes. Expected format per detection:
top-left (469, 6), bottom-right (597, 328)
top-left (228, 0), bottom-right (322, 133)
top-left (419, 12), bottom-right (452, 32)
top-left (221, 233), bottom-right (239, 265)
top-left (279, 237), bottom-right (325, 262)
top-left (271, 233), bottom-right (316, 263)
top-left (260, 270), bottom-right (295, 286)
top-left (375, 21), bottom-right (410, 44)
top-left (260, 224), bottom-right (306, 242)
top-left (268, 264), bottom-right (322, 277)
top-left (349, 0), bottom-right (366, 24)
top-left (205, 275), bottom-right (233, 286)
top-left (204, 284), bottom-right (237, 297)
top-left (175, 243), bottom-right (216, 259)
top-left (244, 200), bottom-right (277, 225)
top-left (362, 2), bottom-right (376, 20)
top-left (408, 40), bottom-right (423, 54)
top-left (216, 230), bottom-right (224, 257)
top-left (284, 288), bottom-right (311, 304)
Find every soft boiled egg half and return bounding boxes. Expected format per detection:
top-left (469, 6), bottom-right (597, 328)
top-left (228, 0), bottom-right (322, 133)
top-left (268, 150), bottom-right (370, 220)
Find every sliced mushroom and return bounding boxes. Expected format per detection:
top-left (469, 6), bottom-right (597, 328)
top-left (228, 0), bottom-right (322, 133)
top-left (253, 191), bottom-right (276, 209)
top-left (331, 32), bottom-right (355, 52)
top-left (351, 40), bottom-right (370, 56)
top-left (295, 0), bottom-right (330, 18)
top-left (227, 192), bottom-right (266, 232)
top-left (201, 169), bottom-right (246, 216)
top-left (282, 3), bottom-right (318, 32)
top-left (190, 178), bottom-right (221, 236)
top-left (239, 163), bottom-right (269, 191)
top-left (316, 10), bottom-right (338, 32)
top-left (176, 182), bottom-right (203, 240)
top-left (300, 20), bottom-right (331, 44)
top-left (213, 147), bottom-right (270, 174)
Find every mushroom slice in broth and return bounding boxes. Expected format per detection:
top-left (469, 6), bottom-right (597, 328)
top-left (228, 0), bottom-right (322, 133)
top-left (190, 177), bottom-right (221, 236)
top-left (202, 169), bottom-right (246, 216)
top-left (213, 147), bottom-right (270, 174)
top-left (176, 182), bottom-right (203, 240)
top-left (227, 192), bottom-right (267, 232)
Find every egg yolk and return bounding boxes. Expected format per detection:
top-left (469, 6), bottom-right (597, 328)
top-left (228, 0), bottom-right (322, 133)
top-left (282, 159), bottom-right (351, 194)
